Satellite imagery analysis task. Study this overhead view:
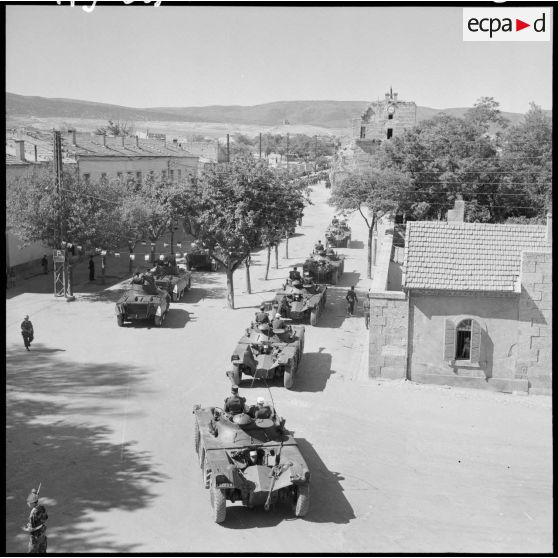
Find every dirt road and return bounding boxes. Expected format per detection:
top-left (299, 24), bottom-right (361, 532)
top-left (5, 183), bottom-right (552, 553)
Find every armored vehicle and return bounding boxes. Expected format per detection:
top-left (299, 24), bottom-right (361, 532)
top-left (193, 404), bottom-right (310, 523)
top-left (229, 321), bottom-right (305, 389)
top-left (115, 274), bottom-right (171, 327)
top-left (302, 251), bottom-right (345, 285)
top-left (325, 219), bottom-right (351, 248)
top-left (151, 259), bottom-right (192, 301)
top-left (272, 279), bottom-right (327, 326)
top-left (185, 246), bottom-right (217, 271)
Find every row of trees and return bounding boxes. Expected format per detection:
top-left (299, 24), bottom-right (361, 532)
top-left (330, 98), bottom-right (552, 278)
top-left (7, 157), bottom-right (309, 308)
top-left (230, 133), bottom-right (338, 161)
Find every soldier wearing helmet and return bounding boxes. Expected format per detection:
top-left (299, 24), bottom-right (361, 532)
top-left (272, 313), bottom-right (285, 330)
top-left (224, 385), bottom-right (246, 415)
top-left (255, 304), bottom-right (270, 325)
top-left (254, 396), bottom-right (272, 419)
top-left (23, 487), bottom-right (48, 553)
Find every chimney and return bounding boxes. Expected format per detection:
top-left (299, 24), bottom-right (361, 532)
top-left (546, 213), bottom-right (552, 242)
top-left (447, 195), bottom-right (465, 222)
top-left (173, 138), bottom-right (178, 145)
top-left (384, 93), bottom-right (390, 101)
top-left (69, 129), bottom-right (77, 146)
top-left (34, 144), bottom-right (38, 162)
top-left (15, 140), bottom-right (25, 162)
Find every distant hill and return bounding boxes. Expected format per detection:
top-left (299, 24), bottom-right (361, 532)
top-left (6, 92), bottom-right (549, 131)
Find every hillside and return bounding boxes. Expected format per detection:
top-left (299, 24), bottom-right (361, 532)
top-left (6, 92), bottom-right (549, 131)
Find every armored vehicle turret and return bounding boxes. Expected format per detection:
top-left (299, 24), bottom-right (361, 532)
top-left (325, 218), bottom-right (351, 248)
top-left (193, 404), bottom-right (310, 523)
top-left (115, 273), bottom-right (170, 327)
top-left (150, 257), bottom-right (192, 301)
top-left (272, 277), bottom-right (327, 326)
top-left (229, 321), bottom-right (305, 390)
top-left (302, 250), bottom-right (345, 285)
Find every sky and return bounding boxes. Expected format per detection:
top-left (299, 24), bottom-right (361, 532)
top-left (5, 4), bottom-right (553, 113)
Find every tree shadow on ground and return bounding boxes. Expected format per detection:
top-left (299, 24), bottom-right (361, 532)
top-left (6, 349), bottom-right (166, 553)
top-left (117, 308), bottom-right (193, 329)
top-left (294, 349), bottom-right (335, 392)
top-left (348, 240), bottom-right (364, 250)
top-left (294, 438), bottom-right (355, 524)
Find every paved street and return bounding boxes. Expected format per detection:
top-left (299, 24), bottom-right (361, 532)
top-left (5, 182), bottom-right (553, 553)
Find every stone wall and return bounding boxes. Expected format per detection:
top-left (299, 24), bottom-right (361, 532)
top-left (516, 250), bottom-right (552, 395)
top-left (369, 291), bottom-right (409, 380)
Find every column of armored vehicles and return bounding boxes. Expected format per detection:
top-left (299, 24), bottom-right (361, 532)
top-left (113, 217), bottom-right (351, 524)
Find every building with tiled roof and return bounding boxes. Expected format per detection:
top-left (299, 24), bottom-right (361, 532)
top-left (403, 221), bottom-right (550, 292)
top-left (367, 198), bottom-right (552, 396)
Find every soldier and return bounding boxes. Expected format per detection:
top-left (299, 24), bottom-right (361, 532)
top-left (289, 266), bottom-right (302, 283)
top-left (314, 240), bottom-right (325, 254)
top-left (272, 313), bottom-right (284, 330)
top-left (255, 304), bottom-right (270, 325)
top-left (224, 385), bottom-right (246, 415)
top-left (346, 286), bottom-right (358, 316)
top-left (88, 256), bottom-right (95, 281)
top-left (254, 396), bottom-right (272, 419)
top-left (41, 255), bottom-right (48, 275)
top-left (21, 316), bottom-right (34, 351)
top-left (23, 487), bottom-right (48, 554)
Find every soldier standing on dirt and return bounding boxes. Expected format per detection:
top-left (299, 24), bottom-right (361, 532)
top-left (23, 487), bottom-right (48, 553)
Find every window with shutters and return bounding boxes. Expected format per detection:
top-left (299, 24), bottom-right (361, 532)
top-left (444, 318), bottom-right (481, 364)
top-left (360, 126), bottom-right (366, 139)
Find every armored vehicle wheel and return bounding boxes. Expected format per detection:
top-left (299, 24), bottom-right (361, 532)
top-left (310, 308), bottom-right (319, 326)
top-left (294, 484), bottom-right (310, 517)
top-left (284, 362), bottom-right (294, 389)
top-left (210, 485), bottom-right (227, 524)
top-left (194, 420), bottom-right (200, 453)
top-left (116, 315), bottom-right (124, 327)
top-left (231, 364), bottom-right (242, 386)
top-left (154, 315), bottom-right (163, 327)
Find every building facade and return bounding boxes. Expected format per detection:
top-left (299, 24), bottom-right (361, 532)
top-left (368, 201), bottom-right (552, 396)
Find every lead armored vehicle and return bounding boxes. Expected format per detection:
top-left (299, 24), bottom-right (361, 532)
top-left (229, 321), bottom-right (305, 389)
top-left (150, 258), bottom-right (192, 301)
top-left (272, 278), bottom-right (327, 326)
top-left (325, 218), bottom-right (351, 248)
top-left (302, 250), bottom-right (345, 285)
top-left (185, 245), bottom-right (217, 271)
top-left (193, 404), bottom-right (310, 523)
top-left (115, 274), bottom-right (171, 327)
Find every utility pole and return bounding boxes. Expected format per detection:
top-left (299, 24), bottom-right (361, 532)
top-left (259, 133), bottom-right (262, 160)
top-left (53, 130), bottom-right (66, 298)
top-left (226, 134), bottom-right (230, 163)
top-left (286, 133), bottom-right (289, 171)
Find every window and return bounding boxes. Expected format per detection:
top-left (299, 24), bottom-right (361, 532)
top-left (387, 128), bottom-right (393, 139)
top-left (169, 169), bottom-right (174, 181)
top-left (455, 320), bottom-right (471, 359)
top-left (360, 126), bottom-right (366, 139)
top-left (388, 114), bottom-right (394, 120)
top-left (136, 171), bottom-right (142, 185)
top-left (444, 318), bottom-right (481, 364)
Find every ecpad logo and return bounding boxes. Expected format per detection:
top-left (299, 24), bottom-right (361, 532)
top-left (463, 8), bottom-right (551, 41)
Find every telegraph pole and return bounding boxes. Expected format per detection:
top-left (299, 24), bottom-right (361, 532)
top-left (53, 130), bottom-right (66, 297)
top-left (286, 133), bottom-right (289, 171)
top-left (226, 134), bottom-right (230, 163)
top-left (259, 133), bottom-right (262, 160)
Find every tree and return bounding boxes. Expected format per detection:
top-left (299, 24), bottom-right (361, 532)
top-left (329, 169), bottom-right (412, 278)
top-left (499, 103), bottom-right (552, 220)
top-left (95, 120), bottom-right (134, 136)
top-left (120, 174), bottom-right (190, 264)
top-left (182, 157), bottom-right (290, 309)
top-left (465, 96), bottom-right (509, 131)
